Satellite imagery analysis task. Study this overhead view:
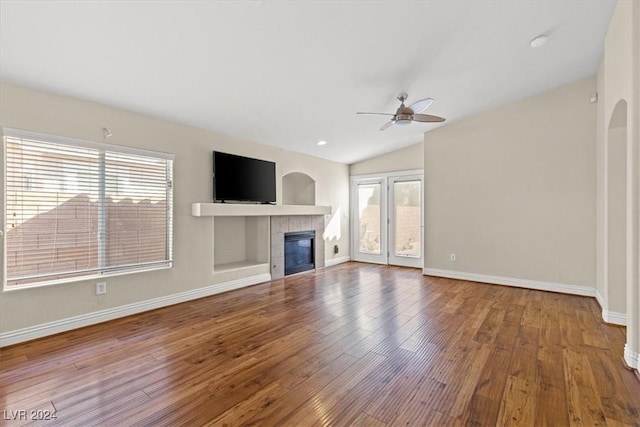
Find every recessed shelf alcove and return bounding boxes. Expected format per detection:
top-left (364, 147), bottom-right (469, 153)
top-left (212, 216), bottom-right (270, 282)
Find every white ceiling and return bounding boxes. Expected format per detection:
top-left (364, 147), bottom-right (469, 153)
top-left (0, 1), bottom-right (615, 164)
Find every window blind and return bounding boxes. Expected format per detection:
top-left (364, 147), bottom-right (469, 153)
top-left (4, 130), bottom-right (173, 288)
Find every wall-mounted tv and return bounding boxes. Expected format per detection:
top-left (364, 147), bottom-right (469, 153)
top-left (213, 151), bottom-right (276, 204)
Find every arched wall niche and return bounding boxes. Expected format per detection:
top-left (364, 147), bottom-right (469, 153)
top-left (282, 172), bottom-right (316, 206)
top-left (606, 99), bottom-right (628, 315)
top-left (608, 99), bottom-right (628, 129)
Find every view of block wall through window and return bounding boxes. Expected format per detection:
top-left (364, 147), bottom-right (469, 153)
top-left (357, 182), bottom-right (420, 257)
top-left (358, 183), bottom-right (381, 254)
top-left (4, 132), bottom-right (173, 288)
top-left (393, 180), bottom-right (421, 257)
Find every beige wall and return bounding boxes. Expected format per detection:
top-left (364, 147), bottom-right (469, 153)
top-left (625, 2), bottom-right (640, 371)
top-left (596, 60), bottom-right (606, 305)
top-left (423, 77), bottom-right (596, 289)
top-left (349, 142), bottom-right (423, 176)
top-left (634, 0), bottom-right (640, 371)
top-left (0, 82), bottom-right (350, 334)
top-left (607, 126), bottom-right (627, 313)
top-left (596, 0), bottom-right (640, 368)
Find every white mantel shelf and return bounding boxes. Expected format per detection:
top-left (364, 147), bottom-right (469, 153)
top-left (192, 203), bottom-right (332, 217)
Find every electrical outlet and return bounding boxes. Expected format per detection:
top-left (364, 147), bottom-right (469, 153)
top-left (226, 246), bottom-right (231, 252)
top-left (96, 282), bottom-right (107, 295)
top-left (450, 253), bottom-right (456, 262)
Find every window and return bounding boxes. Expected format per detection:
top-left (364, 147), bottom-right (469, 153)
top-left (3, 129), bottom-right (174, 289)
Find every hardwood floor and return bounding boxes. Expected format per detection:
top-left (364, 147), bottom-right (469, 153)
top-left (1, 262), bottom-right (639, 426)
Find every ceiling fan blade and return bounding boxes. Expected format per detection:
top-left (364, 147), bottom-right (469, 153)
top-left (413, 114), bottom-right (446, 123)
top-left (379, 120), bottom-right (394, 131)
top-left (407, 98), bottom-right (433, 114)
top-left (356, 112), bottom-right (394, 116)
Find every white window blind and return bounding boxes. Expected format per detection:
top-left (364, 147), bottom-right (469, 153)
top-left (3, 129), bottom-right (173, 289)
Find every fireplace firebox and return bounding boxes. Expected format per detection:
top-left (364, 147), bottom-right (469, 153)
top-left (284, 230), bottom-right (315, 276)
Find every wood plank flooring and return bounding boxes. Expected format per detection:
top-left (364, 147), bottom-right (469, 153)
top-left (1, 262), bottom-right (639, 426)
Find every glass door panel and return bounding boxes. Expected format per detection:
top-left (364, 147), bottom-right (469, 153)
top-left (358, 183), bottom-right (381, 254)
top-left (389, 177), bottom-right (422, 268)
top-left (352, 179), bottom-right (387, 264)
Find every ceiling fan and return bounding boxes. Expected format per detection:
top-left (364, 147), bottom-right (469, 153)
top-left (357, 93), bottom-right (445, 131)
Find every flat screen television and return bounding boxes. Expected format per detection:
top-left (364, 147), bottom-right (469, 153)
top-left (213, 151), bottom-right (276, 204)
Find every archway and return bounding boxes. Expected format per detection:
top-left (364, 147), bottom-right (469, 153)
top-left (606, 100), bottom-right (627, 318)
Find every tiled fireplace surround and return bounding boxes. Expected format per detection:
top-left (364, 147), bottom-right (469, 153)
top-left (270, 215), bottom-right (325, 279)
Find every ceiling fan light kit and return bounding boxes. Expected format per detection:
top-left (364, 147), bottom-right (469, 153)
top-left (357, 93), bottom-right (446, 131)
top-left (394, 116), bottom-right (413, 126)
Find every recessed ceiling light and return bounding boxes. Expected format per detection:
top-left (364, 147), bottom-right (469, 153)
top-left (530, 35), bottom-right (548, 48)
top-left (317, 140), bottom-right (327, 146)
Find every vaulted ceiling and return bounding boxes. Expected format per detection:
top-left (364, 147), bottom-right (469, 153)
top-left (0, 1), bottom-right (616, 164)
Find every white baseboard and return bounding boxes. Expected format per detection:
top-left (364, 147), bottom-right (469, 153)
top-left (0, 273), bottom-right (271, 348)
top-left (595, 289), bottom-right (627, 325)
top-left (423, 268), bottom-right (596, 297)
top-left (325, 256), bottom-right (351, 268)
top-left (602, 311), bottom-right (627, 326)
top-left (624, 344), bottom-right (640, 370)
top-left (595, 289), bottom-right (605, 308)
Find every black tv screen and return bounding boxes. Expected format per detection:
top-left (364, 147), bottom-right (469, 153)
top-left (213, 151), bottom-right (276, 203)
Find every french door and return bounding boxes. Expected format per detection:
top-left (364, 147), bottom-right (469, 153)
top-left (351, 172), bottom-right (423, 268)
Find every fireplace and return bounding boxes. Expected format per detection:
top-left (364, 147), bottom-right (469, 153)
top-left (270, 215), bottom-right (324, 279)
top-left (284, 230), bottom-right (315, 276)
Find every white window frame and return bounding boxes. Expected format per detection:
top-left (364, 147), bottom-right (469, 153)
top-left (2, 128), bottom-right (174, 291)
